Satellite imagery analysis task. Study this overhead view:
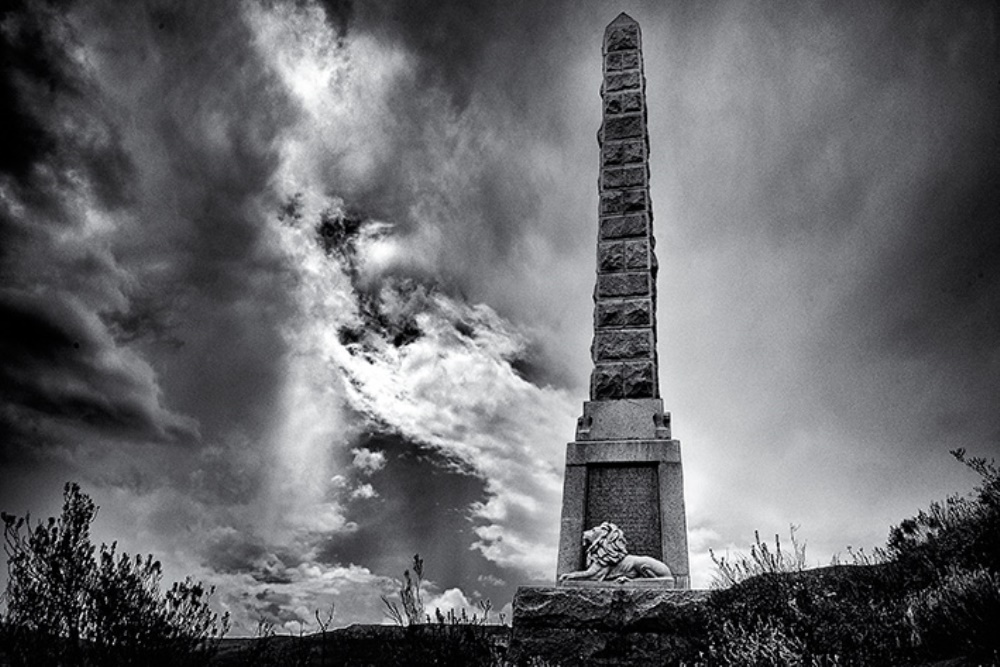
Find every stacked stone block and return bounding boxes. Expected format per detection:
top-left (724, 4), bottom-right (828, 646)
top-left (591, 14), bottom-right (659, 401)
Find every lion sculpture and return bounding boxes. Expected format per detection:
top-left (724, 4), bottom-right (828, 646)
top-left (558, 522), bottom-right (673, 584)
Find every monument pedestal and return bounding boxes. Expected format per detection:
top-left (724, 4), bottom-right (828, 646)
top-left (557, 399), bottom-right (691, 589)
top-left (509, 585), bottom-right (709, 666)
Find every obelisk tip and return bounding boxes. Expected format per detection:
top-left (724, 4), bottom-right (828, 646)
top-left (604, 12), bottom-right (641, 50)
top-left (608, 12), bottom-right (637, 27)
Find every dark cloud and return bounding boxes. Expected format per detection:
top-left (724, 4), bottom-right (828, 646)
top-left (0, 0), bottom-right (77, 184)
top-left (0, 290), bottom-right (198, 453)
top-left (1, 0), bottom-right (301, 457)
top-left (348, 0), bottom-right (572, 112)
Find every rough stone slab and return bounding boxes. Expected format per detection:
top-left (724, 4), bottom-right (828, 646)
top-left (624, 240), bottom-right (649, 269)
top-left (602, 190), bottom-right (648, 216)
top-left (597, 273), bottom-right (649, 298)
top-left (620, 50), bottom-right (640, 69)
top-left (598, 242), bottom-right (625, 272)
top-left (599, 214), bottom-right (647, 239)
top-left (602, 140), bottom-right (644, 166)
top-left (603, 114), bottom-right (643, 140)
top-left (592, 360), bottom-right (655, 399)
top-left (604, 71), bottom-right (640, 92)
top-left (602, 166), bottom-right (645, 189)
top-left (623, 361), bottom-right (655, 397)
top-left (595, 329), bottom-right (652, 360)
top-left (509, 586), bottom-right (708, 666)
top-left (590, 363), bottom-right (624, 400)
top-left (604, 91), bottom-right (642, 115)
top-left (595, 299), bottom-right (651, 328)
top-left (622, 189), bottom-right (648, 212)
top-left (513, 587), bottom-right (708, 633)
top-left (605, 50), bottom-right (639, 72)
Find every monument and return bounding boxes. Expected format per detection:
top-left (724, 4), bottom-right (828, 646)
top-left (510, 15), bottom-right (704, 665)
top-left (556, 11), bottom-right (690, 589)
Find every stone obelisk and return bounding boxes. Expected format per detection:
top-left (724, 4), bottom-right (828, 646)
top-left (556, 12), bottom-right (690, 589)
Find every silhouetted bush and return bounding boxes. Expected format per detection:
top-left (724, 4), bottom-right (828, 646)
top-left (696, 449), bottom-right (1000, 666)
top-left (1, 483), bottom-right (228, 666)
top-left (887, 449), bottom-right (1000, 587)
top-left (906, 566), bottom-right (1000, 664)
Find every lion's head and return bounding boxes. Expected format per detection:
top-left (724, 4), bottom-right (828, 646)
top-left (582, 522), bottom-right (628, 568)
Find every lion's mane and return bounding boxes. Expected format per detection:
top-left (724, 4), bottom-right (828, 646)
top-left (585, 522), bottom-right (628, 568)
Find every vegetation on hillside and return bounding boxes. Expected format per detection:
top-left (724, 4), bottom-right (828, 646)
top-left (693, 449), bottom-right (1000, 666)
top-left (1, 483), bottom-right (229, 667)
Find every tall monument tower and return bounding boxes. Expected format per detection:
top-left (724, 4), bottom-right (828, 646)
top-left (556, 13), bottom-right (690, 588)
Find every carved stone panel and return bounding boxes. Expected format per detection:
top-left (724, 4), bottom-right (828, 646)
top-left (584, 463), bottom-right (661, 560)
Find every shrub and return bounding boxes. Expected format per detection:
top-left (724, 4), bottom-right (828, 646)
top-left (710, 525), bottom-right (808, 588)
top-left (700, 450), bottom-right (1000, 665)
top-left (380, 553), bottom-right (425, 626)
top-left (887, 449), bottom-right (1000, 586)
top-left (906, 566), bottom-right (1000, 663)
top-left (705, 564), bottom-right (912, 665)
top-left (1, 483), bottom-right (229, 666)
top-left (708, 617), bottom-right (807, 666)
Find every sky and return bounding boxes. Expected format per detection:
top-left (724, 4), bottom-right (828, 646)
top-left (1, 0), bottom-right (998, 635)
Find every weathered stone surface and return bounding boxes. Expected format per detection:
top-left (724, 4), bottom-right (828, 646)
top-left (599, 214), bottom-right (647, 239)
top-left (602, 140), bottom-right (644, 166)
top-left (597, 242), bottom-right (624, 272)
top-left (619, 50), bottom-right (639, 70)
top-left (605, 50), bottom-right (640, 72)
top-left (590, 363), bottom-right (623, 399)
top-left (597, 273), bottom-right (649, 298)
top-left (594, 330), bottom-right (652, 360)
top-left (595, 299), bottom-right (651, 328)
top-left (586, 464), bottom-right (661, 558)
top-left (513, 587), bottom-right (708, 633)
top-left (604, 71), bottom-right (639, 92)
top-left (509, 586), bottom-right (709, 666)
top-left (624, 361), bottom-right (655, 397)
top-left (576, 399), bottom-right (668, 440)
top-left (624, 240), bottom-right (649, 269)
top-left (602, 190), bottom-right (648, 215)
top-left (603, 113), bottom-right (643, 140)
top-left (557, 464), bottom-right (588, 579)
top-left (603, 166), bottom-right (645, 189)
top-left (566, 440), bottom-right (680, 465)
top-left (623, 189), bottom-right (648, 212)
top-left (604, 91), bottom-right (642, 115)
top-left (605, 22), bottom-right (640, 52)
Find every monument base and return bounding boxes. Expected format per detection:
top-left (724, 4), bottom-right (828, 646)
top-left (509, 585), bottom-right (709, 666)
top-left (560, 578), bottom-right (676, 589)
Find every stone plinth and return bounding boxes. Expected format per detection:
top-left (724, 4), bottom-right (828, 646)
top-left (509, 586), bottom-right (709, 666)
top-left (557, 435), bottom-right (690, 588)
